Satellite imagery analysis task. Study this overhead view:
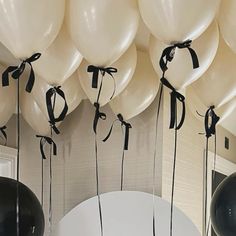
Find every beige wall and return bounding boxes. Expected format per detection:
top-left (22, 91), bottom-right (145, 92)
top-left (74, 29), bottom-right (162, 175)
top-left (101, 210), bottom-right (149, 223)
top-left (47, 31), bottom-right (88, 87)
top-left (5, 91), bottom-right (236, 235)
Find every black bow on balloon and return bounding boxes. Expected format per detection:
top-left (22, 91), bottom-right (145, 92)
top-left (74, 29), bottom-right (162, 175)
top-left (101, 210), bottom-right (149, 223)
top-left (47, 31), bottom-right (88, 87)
top-left (93, 102), bottom-right (107, 134)
top-left (87, 65), bottom-right (117, 100)
top-left (2, 53), bottom-right (41, 93)
top-left (159, 40), bottom-right (199, 73)
top-left (46, 86), bottom-right (68, 134)
top-left (103, 114), bottom-right (132, 150)
top-left (161, 77), bottom-right (186, 130)
top-left (36, 135), bottom-right (57, 160)
top-left (0, 126), bottom-right (7, 145)
top-left (204, 106), bottom-right (220, 138)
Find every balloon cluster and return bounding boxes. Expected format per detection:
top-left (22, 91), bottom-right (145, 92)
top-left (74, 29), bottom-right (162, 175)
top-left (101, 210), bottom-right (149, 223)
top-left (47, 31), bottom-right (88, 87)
top-left (0, 0), bottom-right (234, 135)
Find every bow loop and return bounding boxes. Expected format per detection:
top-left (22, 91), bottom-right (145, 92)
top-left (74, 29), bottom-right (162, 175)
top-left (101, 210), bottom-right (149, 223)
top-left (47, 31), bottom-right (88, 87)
top-left (93, 102), bottom-right (107, 134)
top-left (159, 39), bottom-right (199, 73)
top-left (87, 65), bottom-right (118, 89)
top-left (36, 135), bottom-right (57, 160)
top-left (46, 86), bottom-right (68, 135)
top-left (161, 77), bottom-right (186, 130)
top-left (2, 53), bottom-right (41, 92)
top-left (103, 113), bottom-right (132, 150)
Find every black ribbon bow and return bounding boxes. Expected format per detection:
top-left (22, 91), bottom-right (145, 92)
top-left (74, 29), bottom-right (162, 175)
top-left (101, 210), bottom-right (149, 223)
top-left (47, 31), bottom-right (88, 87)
top-left (46, 86), bottom-right (68, 134)
top-left (87, 65), bottom-right (118, 88)
top-left (161, 77), bottom-right (186, 130)
top-left (103, 114), bottom-right (132, 150)
top-left (36, 135), bottom-right (57, 160)
top-left (0, 126), bottom-right (7, 145)
top-left (93, 102), bottom-right (106, 134)
top-left (2, 53), bottom-right (41, 93)
top-left (159, 40), bottom-right (199, 73)
top-left (204, 106), bottom-right (220, 138)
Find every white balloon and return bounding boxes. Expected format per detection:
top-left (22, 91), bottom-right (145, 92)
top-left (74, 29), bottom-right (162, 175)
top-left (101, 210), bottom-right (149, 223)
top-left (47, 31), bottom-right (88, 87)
top-left (32, 73), bottom-right (85, 120)
top-left (57, 191), bottom-right (200, 236)
top-left (0, 42), bottom-right (19, 66)
top-left (67, 0), bottom-right (139, 66)
top-left (78, 44), bottom-right (137, 107)
top-left (138, 0), bottom-right (220, 44)
top-left (0, 0), bottom-right (65, 58)
top-left (149, 21), bottom-right (219, 90)
top-left (190, 37), bottom-right (236, 109)
top-left (20, 90), bottom-right (51, 136)
top-left (0, 64), bottom-right (16, 127)
top-left (110, 50), bottom-right (159, 120)
top-left (34, 24), bottom-right (83, 85)
top-left (218, 0), bottom-right (236, 53)
top-left (219, 97), bottom-right (236, 136)
top-left (186, 87), bottom-right (236, 123)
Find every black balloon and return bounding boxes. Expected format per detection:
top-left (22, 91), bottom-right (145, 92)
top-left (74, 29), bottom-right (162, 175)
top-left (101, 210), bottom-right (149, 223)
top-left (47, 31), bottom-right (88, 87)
top-left (0, 177), bottom-right (44, 236)
top-left (211, 172), bottom-right (236, 236)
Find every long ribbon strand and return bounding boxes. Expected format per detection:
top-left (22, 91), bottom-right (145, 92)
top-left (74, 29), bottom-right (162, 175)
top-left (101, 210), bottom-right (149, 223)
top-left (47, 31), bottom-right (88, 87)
top-left (102, 114), bottom-right (132, 191)
top-left (16, 74), bottom-right (20, 236)
top-left (152, 84), bottom-right (164, 236)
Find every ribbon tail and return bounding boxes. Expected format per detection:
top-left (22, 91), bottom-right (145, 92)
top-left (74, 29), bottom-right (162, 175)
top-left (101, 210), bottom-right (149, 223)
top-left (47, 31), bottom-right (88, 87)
top-left (169, 92), bottom-right (176, 129)
top-left (40, 139), bottom-right (47, 160)
top-left (25, 64), bottom-right (35, 93)
top-left (103, 125), bottom-right (114, 142)
top-left (2, 66), bottom-right (17, 87)
top-left (176, 100), bottom-right (186, 130)
top-left (188, 47), bottom-right (199, 69)
top-left (124, 126), bottom-right (130, 151)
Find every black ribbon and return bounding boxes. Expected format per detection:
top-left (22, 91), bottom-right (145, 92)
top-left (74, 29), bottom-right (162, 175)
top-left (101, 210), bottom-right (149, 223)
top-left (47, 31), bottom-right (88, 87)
top-left (87, 65), bottom-right (117, 88)
top-left (103, 114), bottom-right (132, 150)
top-left (87, 65), bottom-right (117, 101)
top-left (46, 86), bottom-right (68, 134)
top-left (161, 77), bottom-right (186, 130)
top-left (36, 135), bottom-right (57, 160)
top-left (93, 102), bottom-right (106, 134)
top-left (204, 106), bottom-right (220, 138)
top-left (0, 126), bottom-right (7, 145)
top-left (2, 53), bottom-right (41, 93)
top-left (159, 40), bottom-right (199, 73)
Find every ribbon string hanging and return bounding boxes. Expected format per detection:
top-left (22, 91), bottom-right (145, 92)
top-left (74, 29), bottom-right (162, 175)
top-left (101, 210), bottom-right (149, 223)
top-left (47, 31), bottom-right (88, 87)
top-left (36, 85), bottom-right (68, 234)
top-left (202, 106), bottom-right (220, 236)
top-left (88, 64), bottom-right (118, 236)
top-left (103, 113), bottom-right (132, 190)
top-left (151, 40), bottom-right (199, 236)
top-left (1, 52), bottom-right (41, 236)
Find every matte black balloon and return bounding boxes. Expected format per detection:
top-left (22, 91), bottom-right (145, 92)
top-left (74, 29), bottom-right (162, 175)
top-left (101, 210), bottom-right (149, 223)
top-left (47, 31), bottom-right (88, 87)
top-left (211, 172), bottom-right (236, 236)
top-left (0, 177), bottom-right (44, 236)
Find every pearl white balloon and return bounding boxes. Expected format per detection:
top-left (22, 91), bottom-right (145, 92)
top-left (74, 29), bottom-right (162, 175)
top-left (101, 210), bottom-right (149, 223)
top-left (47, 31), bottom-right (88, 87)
top-left (78, 44), bottom-right (137, 107)
top-left (32, 73), bottom-right (85, 121)
top-left (149, 21), bottom-right (219, 90)
top-left (0, 42), bottom-right (19, 66)
top-left (218, 97), bottom-right (236, 136)
top-left (138, 0), bottom-right (220, 44)
top-left (110, 50), bottom-right (159, 120)
top-left (190, 37), bottom-right (236, 109)
top-left (20, 90), bottom-right (51, 136)
top-left (0, 64), bottom-right (16, 127)
top-left (0, 0), bottom-right (65, 58)
top-left (218, 0), bottom-right (236, 53)
top-left (186, 87), bottom-right (236, 124)
top-left (67, 0), bottom-right (139, 66)
top-left (34, 24), bottom-right (83, 85)
top-left (57, 191), bottom-right (200, 236)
